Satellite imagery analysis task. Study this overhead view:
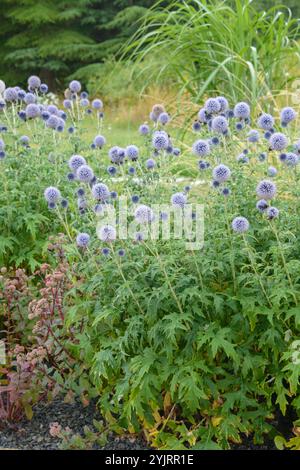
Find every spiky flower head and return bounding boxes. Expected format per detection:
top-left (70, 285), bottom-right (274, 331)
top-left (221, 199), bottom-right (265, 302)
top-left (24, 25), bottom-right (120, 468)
top-left (217, 96), bottom-right (229, 112)
top-left (247, 129), bottom-right (260, 143)
top-left (76, 233), bottom-right (90, 248)
top-left (285, 152), bottom-right (299, 167)
top-left (135, 204), bottom-right (154, 224)
top-left (212, 164), bottom-right (231, 182)
top-left (125, 145), bottom-right (139, 161)
top-left (205, 98), bottom-right (221, 114)
top-left (234, 102), bottom-right (250, 119)
top-left (198, 108), bottom-right (209, 123)
top-left (152, 104), bottom-right (165, 118)
top-left (267, 206), bottom-right (279, 219)
top-left (92, 183), bottom-right (110, 201)
top-left (269, 132), bottom-right (288, 151)
top-left (93, 135), bottom-right (106, 148)
top-left (76, 164), bottom-right (94, 182)
top-left (171, 192), bottom-right (187, 208)
top-left (69, 80), bottom-right (81, 93)
top-left (98, 225), bottom-right (117, 242)
top-left (28, 75), bottom-right (41, 90)
top-left (158, 112), bottom-right (170, 125)
top-left (256, 199), bottom-right (268, 212)
top-left (256, 179), bottom-right (277, 200)
top-left (24, 93), bottom-right (36, 105)
top-left (4, 87), bottom-right (18, 102)
top-left (192, 139), bottom-right (210, 157)
top-left (92, 99), bottom-right (103, 110)
top-left (139, 123), bottom-right (149, 135)
top-left (152, 131), bottom-right (169, 150)
top-left (68, 154), bottom-right (86, 171)
top-left (146, 158), bottom-right (156, 169)
top-left (211, 116), bottom-right (228, 134)
top-left (257, 113), bottom-right (274, 130)
top-left (280, 107), bottom-right (297, 124)
top-left (40, 84), bottom-right (48, 94)
top-left (46, 115), bottom-right (59, 129)
top-left (232, 216), bottom-right (249, 233)
top-left (267, 166), bottom-right (277, 177)
top-left (20, 135), bottom-right (30, 145)
top-left (44, 186), bottom-right (61, 203)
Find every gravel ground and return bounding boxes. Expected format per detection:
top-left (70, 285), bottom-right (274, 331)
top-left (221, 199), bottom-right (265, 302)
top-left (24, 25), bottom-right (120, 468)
top-left (0, 398), bottom-right (149, 450)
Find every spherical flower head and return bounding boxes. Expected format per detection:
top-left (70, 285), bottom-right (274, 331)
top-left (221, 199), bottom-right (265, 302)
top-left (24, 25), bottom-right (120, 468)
top-left (267, 166), bottom-right (277, 177)
top-left (28, 75), bottom-right (41, 90)
top-left (173, 147), bottom-right (181, 156)
top-left (76, 164), bottom-right (94, 182)
top-left (285, 152), bottom-right (299, 167)
top-left (98, 225), bottom-right (117, 242)
top-left (107, 165), bottom-right (117, 176)
top-left (146, 158), bottom-right (156, 169)
top-left (217, 96), bottom-right (229, 112)
top-left (256, 199), bottom-right (268, 212)
top-left (267, 206), bottom-right (279, 220)
top-left (68, 154), bottom-right (86, 171)
top-left (17, 90), bottom-right (26, 100)
top-left (280, 107), bottom-right (297, 124)
top-left (109, 146), bottom-right (125, 164)
top-left (111, 191), bottom-right (118, 199)
top-left (46, 115), bottom-right (59, 129)
top-left (102, 247), bottom-right (110, 256)
top-left (269, 132), bottom-right (288, 151)
top-left (24, 93), bottom-right (36, 105)
top-left (77, 198), bottom-right (87, 211)
top-left (192, 121), bottom-right (201, 131)
top-left (256, 179), bottom-right (277, 200)
top-left (158, 112), bottom-right (170, 125)
top-left (93, 135), bottom-right (106, 148)
top-left (152, 131), bottom-right (169, 150)
top-left (47, 105), bottom-right (58, 115)
top-left (236, 122), bottom-right (244, 131)
top-left (205, 98), bottom-right (221, 114)
top-left (211, 115), bottom-right (228, 134)
top-left (92, 183), bottom-right (110, 201)
top-left (258, 152), bottom-right (267, 162)
top-left (198, 108), bottom-right (209, 123)
top-left (20, 135), bottom-right (30, 145)
top-left (232, 216), bottom-right (249, 233)
top-left (25, 103), bottom-right (39, 119)
top-left (67, 172), bottom-right (75, 181)
top-left (118, 249), bottom-right (125, 257)
top-left (61, 199), bottom-right (68, 209)
top-left (125, 145), bottom-right (139, 161)
top-left (76, 232), bottom-right (90, 248)
top-left (198, 160), bottom-right (208, 170)
top-left (149, 111), bottom-right (158, 122)
top-left (69, 80), bottom-right (81, 93)
top-left (192, 139), bottom-right (210, 157)
top-left (171, 192), bottom-right (187, 208)
top-left (56, 118), bottom-right (65, 132)
top-left (279, 153), bottom-right (287, 162)
top-left (212, 164), bottom-right (231, 182)
top-left (222, 187), bottom-right (230, 196)
top-left (40, 84), bottom-right (48, 94)
top-left (77, 188), bottom-right (85, 197)
top-left (131, 195), bottom-right (139, 203)
top-left (58, 110), bottom-right (67, 120)
top-left (4, 87), bottom-right (18, 102)
top-left (80, 98), bottom-right (89, 107)
top-left (166, 145), bottom-right (173, 154)
top-left (257, 113), bottom-right (274, 130)
top-left (63, 99), bottom-right (72, 110)
top-left (139, 123), bottom-right (149, 135)
top-left (152, 103), bottom-right (165, 118)
top-left (44, 186), bottom-right (61, 203)
top-left (234, 102), bottom-right (250, 119)
top-left (91, 98), bottom-right (103, 110)
top-left (135, 204), bottom-right (154, 224)
top-left (247, 129), bottom-right (260, 143)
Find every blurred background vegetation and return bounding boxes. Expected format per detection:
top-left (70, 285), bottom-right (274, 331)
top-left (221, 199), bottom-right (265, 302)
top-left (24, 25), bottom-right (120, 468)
top-left (0, 0), bottom-right (299, 104)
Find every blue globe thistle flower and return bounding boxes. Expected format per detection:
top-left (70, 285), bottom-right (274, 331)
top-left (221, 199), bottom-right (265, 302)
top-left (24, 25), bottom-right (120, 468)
top-left (63, 99), bottom-right (72, 110)
top-left (211, 136), bottom-right (220, 145)
top-left (256, 199), bottom-right (268, 212)
top-left (61, 199), bottom-right (68, 209)
top-left (152, 104), bottom-right (165, 118)
top-left (226, 109), bottom-right (235, 118)
top-left (205, 98), bottom-right (221, 114)
top-left (98, 225), bottom-right (117, 242)
top-left (68, 155), bottom-right (86, 171)
top-left (17, 90), bottom-right (26, 100)
top-left (92, 99), bottom-right (103, 110)
top-left (198, 160), bottom-right (208, 170)
top-left (280, 107), bottom-right (297, 124)
top-left (28, 75), bottom-right (41, 90)
top-left (107, 165), bottom-right (117, 176)
top-left (99, 112), bottom-right (104, 119)
top-left (149, 111), bottom-right (158, 122)
top-left (118, 249), bottom-right (125, 257)
top-left (184, 185), bottom-right (191, 193)
top-left (111, 191), bottom-right (118, 199)
top-left (198, 108), bottom-right (209, 123)
top-left (19, 135), bottom-right (30, 145)
top-left (40, 84), bottom-right (48, 94)
top-left (128, 166), bottom-right (136, 175)
top-left (257, 113), bottom-right (274, 130)
top-left (267, 166), bottom-right (278, 177)
top-left (58, 110), bottom-right (67, 120)
top-left (281, 121), bottom-right (288, 128)
top-left (269, 132), bottom-right (288, 151)
top-left (24, 93), bottom-right (36, 105)
top-left (192, 121), bottom-right (201, 131)
top-left (236, 122), bottom-right (244, 131)
top-left (211, 115), bottom-right (228, 134)
top-left (41, 111), bottom-right (50, 121)
top-left (46, 115), bottom-right (59, 129)
top-left (4, 87), bottom-right (18, 102)
top-left (77, 188), bottom-right (85, 197)
top-left (135, 205), bottom-right (154, 224)
top-left (47, 105), bottom-right (58, 115)
top-left (192, 139), bottom-right (210, 157)
top-left (68, 126), bottom-right (74, 134)
top-left (247, 129), bottom-right (260, 143)
top-left (139, 123), bottom-right (149, 135)
top-left (125, 145), bottom-right (139, 161)
top-left (285, 152), bottom-right (299, 167)
top-left (158, 112), bottom-right (170, 124)
top-left (173, 147), bottom-right (181, 156)
top-left (131, 195), bottom-right (139, 203)
top-left (48, 202), bottom-right (56, 210)
top-left (267, 206), bottom-right (279, 220)
top-left (234, 102), bottom-right (250, 119)
top-left (80, 91), bottom-right (88, 99)
top-left (44, 186), bottom-right (61, 203)
top-left (279, 153), bottom-right (287, 162)
top-left (80, 98), bottom-right (89, 107)
top-left (171, 192), bottom-right (187, 208)
top-left (91, 143), bottom-right (96, 149)
top-left (222, 187), bottom-right (230, 196)
top-left (152, 131), bottom-right (169, 150)
top-left (77, 198), bottom-right (87, 211)
top-left (166, 145), bottom-right (173, 154)
top-left (76, 232), bottom-right (90, 248)
top-left (93, 135), bottom-right (106, 148)
top-left (212, 180), bottom-right (220, 188)
top-left (146, 158), bottom-right (156, 169)
top-left (109, 146), bottom-right (125, 164)
top-left (26, 103), bottom-right (40, 119)
top-left (67, 172), bottom-right (75, 181)
top-left (256, 179), bottom-right (276, 199)
top-left (212, 164), bottom-right (231, 182)
top-left (69, 80), bottom-right (81, 93)
top-left (56, 118), bottom-right (65, 132)
top-left (76, 164), bottom-right (94, 182)
top-left (217, 96), bottom-right (229, 112)
top-left (92, 183), bottom-right (110, 201)
top-left (258, 152), bottom-right (267, 162)
top-left (232, 216), bottom-right (249, 233)
top-left (102, 247), bottom-right (110, 256)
